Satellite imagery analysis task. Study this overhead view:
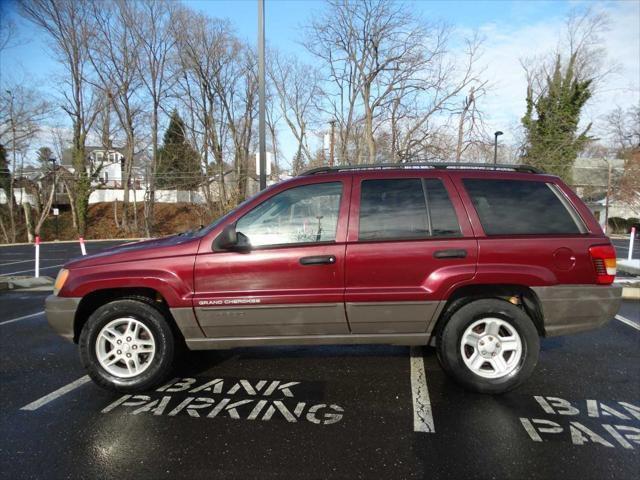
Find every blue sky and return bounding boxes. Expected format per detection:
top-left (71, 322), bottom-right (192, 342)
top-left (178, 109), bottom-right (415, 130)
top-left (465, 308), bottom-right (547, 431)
top-left (188, 0), bottom-right (581, 57)
top-left (1, 0), bottom-right (638, 165)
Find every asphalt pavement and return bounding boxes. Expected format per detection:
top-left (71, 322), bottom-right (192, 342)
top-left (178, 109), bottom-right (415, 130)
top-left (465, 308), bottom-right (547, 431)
top-left (612, 237), bottom-right (639, 260)
top-left (0, 240), bottom-right (638, 479)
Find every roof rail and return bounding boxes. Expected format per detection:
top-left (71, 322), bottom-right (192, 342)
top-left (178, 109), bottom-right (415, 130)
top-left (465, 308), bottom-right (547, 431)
top-left (300, 162), bottom-right (543, 176)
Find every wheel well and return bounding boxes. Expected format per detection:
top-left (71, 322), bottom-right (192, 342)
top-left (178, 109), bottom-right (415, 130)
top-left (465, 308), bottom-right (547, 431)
top-left (433, 284), bottom-right (545, 337)
top-left (73, 287), bottom-right (181, 342)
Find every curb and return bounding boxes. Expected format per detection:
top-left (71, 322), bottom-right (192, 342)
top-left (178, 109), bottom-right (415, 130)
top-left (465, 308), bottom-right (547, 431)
top-left (0, 276), bottom-right (54, 291)
top-left (622, 287), bottom-right (640, 301)
top-left (618, 261), bottom-right (640, 276)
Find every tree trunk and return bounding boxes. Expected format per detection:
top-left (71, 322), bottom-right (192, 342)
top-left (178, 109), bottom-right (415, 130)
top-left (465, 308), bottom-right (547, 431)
top-left (144, 103), bottom-right (159, 237)
top-left (121, 137), bottom-right (135, 233)
top-left (35, 178), bottom-right (56, 236)
top-left (0, 214), bottom-right (8, 243)
top-left (22, 202), bottom-right (34, 242)
top-left (363, 85), bottom-right (376, 163)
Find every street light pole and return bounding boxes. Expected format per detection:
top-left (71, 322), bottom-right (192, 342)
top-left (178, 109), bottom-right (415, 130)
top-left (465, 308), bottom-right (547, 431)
top-left (49, 157), bottom-right (59, 240)
top-left (329, 120), bottom-right (336, 167)
top-left (493, 130), bottom-right (503, 166)
top-left (258, 0), bottom-right (266, 190)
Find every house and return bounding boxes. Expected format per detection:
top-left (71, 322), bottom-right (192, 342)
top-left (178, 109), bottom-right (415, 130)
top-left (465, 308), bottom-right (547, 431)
top-left (572, 153), bottom-right (640, 229)
top-left (61, 146), bottom-right (148, 188)
top-left (0, 164), bottom-right (70, 207)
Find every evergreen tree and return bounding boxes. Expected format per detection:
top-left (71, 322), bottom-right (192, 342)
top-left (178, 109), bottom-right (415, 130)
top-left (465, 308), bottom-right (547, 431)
top-left (157, 111), bottom-right (201, 190)
top-left (521, 54), bottom-right (593, 183)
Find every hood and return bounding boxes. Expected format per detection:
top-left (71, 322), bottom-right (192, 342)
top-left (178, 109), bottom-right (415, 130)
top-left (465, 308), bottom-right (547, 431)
top-left (65, 234), bottom-right (202, 269)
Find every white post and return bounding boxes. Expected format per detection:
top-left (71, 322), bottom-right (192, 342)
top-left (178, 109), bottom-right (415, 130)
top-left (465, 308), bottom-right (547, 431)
top-left (34, 236), bottom-right (40, 278)
top-left (629, 227), bottom-right (636, 261)
top-left (79, 237), bottom-right (87, 256)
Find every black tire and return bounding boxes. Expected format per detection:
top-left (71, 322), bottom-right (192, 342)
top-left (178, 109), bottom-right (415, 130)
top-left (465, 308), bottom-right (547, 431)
top-left (436, 298), bottom-right (539, 394)
top-left (79, 298), bottom-right (175, 392)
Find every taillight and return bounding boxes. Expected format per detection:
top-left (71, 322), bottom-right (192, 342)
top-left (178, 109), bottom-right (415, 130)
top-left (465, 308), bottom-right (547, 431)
top-left (589, 245), bottom-right (617, 284)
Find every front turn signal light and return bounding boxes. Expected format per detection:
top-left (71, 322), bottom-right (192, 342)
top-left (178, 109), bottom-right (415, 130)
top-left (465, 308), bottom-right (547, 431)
top-left (53, 269), bottom-right (69, 295)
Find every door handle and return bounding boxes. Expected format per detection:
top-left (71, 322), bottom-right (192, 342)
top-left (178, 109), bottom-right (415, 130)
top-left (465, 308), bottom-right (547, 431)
top-left (299, 255), bottom-right (336, 266)
top-left (433, 249), bottom-right (467, 259)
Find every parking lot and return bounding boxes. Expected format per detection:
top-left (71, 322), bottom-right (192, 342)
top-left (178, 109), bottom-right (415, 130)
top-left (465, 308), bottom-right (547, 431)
top-left (1, 240), bottom-right (639, 479)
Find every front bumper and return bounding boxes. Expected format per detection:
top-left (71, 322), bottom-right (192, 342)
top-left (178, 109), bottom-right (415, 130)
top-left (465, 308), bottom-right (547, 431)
top-left (45, 295), bottom-right (81, 342)
top-left (532, 284), bottom-right (623, 336)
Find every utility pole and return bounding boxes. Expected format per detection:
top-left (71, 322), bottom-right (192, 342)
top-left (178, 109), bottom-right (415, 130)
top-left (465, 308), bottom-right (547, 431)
top-left (49, 157), bottom-right (58, 240)
top-left (604, 159), bottom-right (612, 234)
top-left (329, 120), bottom-right (336, 167)
top-left (258, 0), bottom-right (266, 190)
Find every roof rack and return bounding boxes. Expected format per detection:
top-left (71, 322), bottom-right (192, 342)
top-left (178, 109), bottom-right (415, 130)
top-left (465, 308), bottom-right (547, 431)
top-left (300, 162), bottom-right (543, 176)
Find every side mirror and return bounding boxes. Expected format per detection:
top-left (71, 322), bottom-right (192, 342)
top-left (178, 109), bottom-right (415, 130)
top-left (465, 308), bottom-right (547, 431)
top-left (213, 224), bottom-right (251, 252)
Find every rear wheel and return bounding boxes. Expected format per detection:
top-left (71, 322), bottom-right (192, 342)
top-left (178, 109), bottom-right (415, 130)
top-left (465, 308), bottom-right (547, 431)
top-left (436, 298), bottom-right (539, 394)
top-left (79, 298), bottom-right (175, 392)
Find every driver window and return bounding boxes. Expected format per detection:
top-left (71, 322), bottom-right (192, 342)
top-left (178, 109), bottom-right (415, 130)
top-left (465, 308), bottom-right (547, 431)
top-left (235, 182), bottom-right (343, 247)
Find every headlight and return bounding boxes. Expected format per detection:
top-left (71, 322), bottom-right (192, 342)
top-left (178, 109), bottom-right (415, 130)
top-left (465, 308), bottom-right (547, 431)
top-left (53, 269), bottom-right (69, 296)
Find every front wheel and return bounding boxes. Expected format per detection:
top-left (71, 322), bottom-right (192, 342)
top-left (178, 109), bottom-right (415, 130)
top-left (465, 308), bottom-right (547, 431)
top-left (79, 298), bottom-right (175, 392)
top-left (436, 299), bottom-right (540, 394)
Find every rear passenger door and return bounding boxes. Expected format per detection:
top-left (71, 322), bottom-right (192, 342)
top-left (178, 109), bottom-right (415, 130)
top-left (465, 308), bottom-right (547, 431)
top-left (344, 173), bottom-right (478, 334)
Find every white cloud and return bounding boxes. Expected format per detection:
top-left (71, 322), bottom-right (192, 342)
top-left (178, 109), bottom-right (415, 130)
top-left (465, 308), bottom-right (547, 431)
top-left (477, 1), bottom-right (640, 146)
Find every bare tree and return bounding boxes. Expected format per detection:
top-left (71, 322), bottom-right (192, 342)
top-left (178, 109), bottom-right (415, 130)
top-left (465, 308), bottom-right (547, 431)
top-left (306, 0), bottom-right (486, 164)
top-left (128, 0), bottom-right (178, 236)
top-left (0, 85), bottom-right (51, 242)
top-left (454, 82), bottom-right (490, 162)
top-left (0, 2), bottom-right (18, 53)
top-left (88, 0), bottom-right (145, 234)
top-left (20, 0), bottom-right (101, 237)
top-left (216, 46), bottom-right (258, 201)
top-left (607, 106), bottom-right (640, 155)
top-left (268, 51), bottom-right (319, 173)
top-left (172, 9), bottom-right (232, 213)
top-left (607, 105), bottom-right (640, 214)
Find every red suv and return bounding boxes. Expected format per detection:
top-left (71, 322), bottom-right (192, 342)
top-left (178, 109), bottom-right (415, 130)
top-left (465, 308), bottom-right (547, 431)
top-left (46, 163), bottom-right (622, 394)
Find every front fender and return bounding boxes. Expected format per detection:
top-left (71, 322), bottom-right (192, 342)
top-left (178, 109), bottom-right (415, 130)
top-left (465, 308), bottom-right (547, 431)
top-left (61, 262), bottom-right (195, 308)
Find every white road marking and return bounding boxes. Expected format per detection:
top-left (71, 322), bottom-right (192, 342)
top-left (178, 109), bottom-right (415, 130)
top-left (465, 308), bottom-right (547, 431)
top-left (0, 258), bottom-right (65, 267)
top-left (615, 314), bottom-right (640, 332)
top-left (0, 263), bottom-right (64, 276)
top-left (0, 259), bottom-right (42, 267)
top-left (0, 311), bottom-right (44, 326)
top-left (410, 346), bottom-right (435, 433)
top-left (20, 376), bottom-right (91, 411)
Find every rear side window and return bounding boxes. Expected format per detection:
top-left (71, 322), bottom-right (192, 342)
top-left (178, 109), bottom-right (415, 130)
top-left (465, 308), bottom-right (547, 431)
top-left (358, 178), bottom-right (461, 241)
top-left (463, 179), bottom-right (583, 235)
top-left (424, 179), bottom-right (461, 237)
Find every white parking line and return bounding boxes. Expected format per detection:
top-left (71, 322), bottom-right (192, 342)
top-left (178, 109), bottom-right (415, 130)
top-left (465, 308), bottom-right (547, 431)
top-left (0, 311), bottom-right (44, 326)
top-left (0, 259), bottom-right (41, 267)
top-left (20, 376), bottom-right (91, 411)
top-left (0, 263), bottom-right (64, 276)
top-left (615, 314), bottom-right (640, 332)
top-left (410, 346), bottom-right (435, 433)
top-left (0, 258), bottom-right (65, 267)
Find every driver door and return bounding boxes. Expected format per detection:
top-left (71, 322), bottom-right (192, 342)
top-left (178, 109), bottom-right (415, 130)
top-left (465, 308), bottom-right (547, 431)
top-left (193, 179), bottom-right (351, 338)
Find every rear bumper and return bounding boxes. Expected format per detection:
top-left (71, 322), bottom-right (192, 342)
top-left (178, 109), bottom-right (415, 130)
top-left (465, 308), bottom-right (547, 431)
top-left (45, 295), bottom-right (81, 342)
top-left (532, 284), bottom-right (622, 336)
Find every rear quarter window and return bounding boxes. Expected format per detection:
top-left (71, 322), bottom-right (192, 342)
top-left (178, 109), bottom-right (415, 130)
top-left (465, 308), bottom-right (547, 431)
top-left (463, 179), bottom-right (584, 235)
